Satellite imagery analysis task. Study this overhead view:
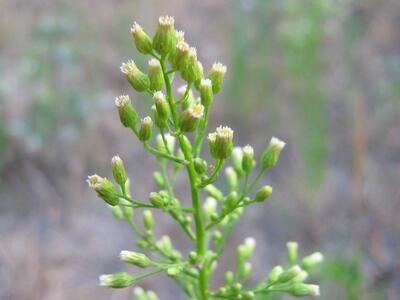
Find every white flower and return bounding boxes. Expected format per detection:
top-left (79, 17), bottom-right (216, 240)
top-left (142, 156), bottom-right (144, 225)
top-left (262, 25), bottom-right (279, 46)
top-left (188, 104), bottom-right (204, 119)
top-left (148, 58), bottom-right (161, 68)
top-left (158, 15), bottom-right (174, 27)
top-left (308, 284), bottom-right (320, 296)
top-left (142, 116), bottom-right (152, 125)
top-left (216, 126), bottom-right (233, 139)
top-left (176, 30), bottom-right (185, 42)
top-left (270, 137), bottom-right (286, 150)
top-left (242, 145), bottom-right (254, 156)
top-left (211, 62), bottom-right (227, 75)
top-left (200, 78), bottom-right (212, 88)
top-left (153, 91), bottom-right (165, 102)
top-left (130, 22), bottom-right (143, 35)
top-left (87, 174), bottom-right (103, 189)
top-left (115, 95), bottom-right (130, 107)
top-left (120, 60), bottom-right (137, 75)
top-left (98, 274), bottom-right (112, 286)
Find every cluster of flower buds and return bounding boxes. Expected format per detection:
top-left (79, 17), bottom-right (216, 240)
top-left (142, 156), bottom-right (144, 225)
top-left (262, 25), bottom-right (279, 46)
top-left (88, 15), bottom-right (322, 300)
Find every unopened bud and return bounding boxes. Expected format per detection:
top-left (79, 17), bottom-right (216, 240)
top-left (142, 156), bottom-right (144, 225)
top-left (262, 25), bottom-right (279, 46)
top-left (99, 272), bottom-right (135, 288)
top-left (205, 184), bottom-right (224, 201)
top-left (241, 291), bottom-right (255, 300)
top-left (119, 250), bottom-right (153, 268)
top-left (254, 185), bottom-right (273, 203)
top-left (130, 22), bottom-right (153, 55)
top-left (143, 210), bottom-right (154, 231)
top-left (237, 237), bottom-right (256, 260)
top-left (153, 16), bottom-right (176, 55)
top-left (199, 78), bottom-right (213, 107)
top-left (87, 175), bottom-right (119, 206)
top-left (232, 147), bottom-right (244, 175)
top-left (203, 197), bottom-right (217, 219)
top-left (301, 252), bottom-right (324, 270)
top-left (156, 133), bottom-right (175, 153)
top-left (167, 267), bottom-right (181, 277)
top-left (287, 241), bottom-right (299, 265)
top-left (208, 62), bottom-right (227, 94)
top-left (289, 283), bottom-right (320, 297)
top-left (242, 145), bottom-right (254, 174)
top-left (208, 126), bottom-right (234, 160)
top-left (153, 91), bottom-right (170, 122)
top-left (138, 116), bottom-right (153, 142)
top-left (174, 41), bottom-right (190, 71)
top-left (178, 84), bottom-right (196, 110)
top-left (181, 47), bottom-right (203, 83)
top-left (225, 166), bottom-right (238, 190)
top-left (224, 271), bottom-right (235, 285)
top-left (153, 171), bottom-right (165, 188)
top-left (277, 265), bottom-right (302, 283)
top-left (148, 59), bottom-right (164, 91)
top-left (267, 265), bottom-right (284, 284)
top-left (120, 60), bottom-right (150, 92)
top-left (179, 104), bottom-right (204, 132)
top-left (194, 157), bottom-right (208, 175)
top-left (149, 192), bottom-right (165, 208)
top-left (111, 156), bottom-right (127, 188)
top-left (115, 95), bottom-right (138, 129)
top-left (261, 137), bottom-right (286, 170)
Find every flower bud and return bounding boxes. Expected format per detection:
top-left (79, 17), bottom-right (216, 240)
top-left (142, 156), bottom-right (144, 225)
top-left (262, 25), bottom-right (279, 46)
top-left (194, 157), bottom-right (208, 175)
top-left (115, 95), bottom-right (138, 129)
top-left (301, 252), bottom-right (324, 270)
top-left (222, 191), bottom-right (238, 214)
top-left (110, 205), bottom-right (124, 220)
top-left (267, 265), bottom-right (284, 284)
top-left (151, 105), bottom-right (167, 129)
top-left (242, 145), bottom-right (254, 174)
top-left (174, 41), bottom-right (190, 71)
top-left (203, 197), bottom-right (217, 220)
top-left (277, 265), bottom-right (302, 283)
top-left (254, 185), bottom-right (273, 203)
top-left (209, 126), bottom-right (234, 160)
top-left (287, 241), bottom-right (298, 265)
top-left (179, 135), bottom-right (192, 154)
top-left (293, 270), bottom-right (308, 282)
top-left (130, 22), bottom-right (153, 55)
top-left (120, 60), bottom-right (150, 92)
top-left (156, 133), bottom-right (175, 154)
top-left (241, 291), bottom-right (255, 300)
top-left (237, 237), bottom-right (256, 261)
top-left (99, 272), bottom-right (135, 288)
top-left (153, 91), bottom-right (170, 122)
top-left (87, 175), bottom-right (119, 206)
top-left (111, 155), bottom-right (127, 188)
top-left (205, 184), bottom-right (224, 201)
top-left (289, 283), bottom-right (320, 297)
top-left (148, 59), bottom-right (164, 91)
top-left (169, 30), bottom-right (185, 67)
top-left (149, 192), bottom-right (165, 208)
top-left (153, 171), bottom-right (165, 188)
top-left (224, 271), bottom-right (235, 285)
top-left (231, 147), bottom-right (244, 175)
top-left (177, 84), bottom-right (196, 109)
top-left (239, 262), bottom-right (252, 280)
top-left (179, 104), bottom-right (204, 132)
top-left (199, 78), bottom-right (213, 107)
top-left (119, 250), bottom-right (153, 268)
top-left (261, 137), bottom-right (286, 170)
top-left (181, 47), bottom-right (203, 83)
top-left (153, 16), bottom-right (176, 55)
top-left (225, 166), bottom-right (238, 190)
top-left (167, 267), bottom-right (181, 277)
top-left (138, 116), bottom-right (153, 142)
top-left (208, 62), bottom-right (227, 94)
top-left (143, 210), bottom-right (154, 231)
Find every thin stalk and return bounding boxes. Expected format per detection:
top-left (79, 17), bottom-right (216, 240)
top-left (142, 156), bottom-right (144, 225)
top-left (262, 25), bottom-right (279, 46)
top-left (193, 105), bottom-right (210, 156)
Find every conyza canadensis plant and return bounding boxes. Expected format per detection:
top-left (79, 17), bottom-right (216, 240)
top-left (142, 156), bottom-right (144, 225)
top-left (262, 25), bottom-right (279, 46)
top-left (88, 16), bottom-right (323, 300)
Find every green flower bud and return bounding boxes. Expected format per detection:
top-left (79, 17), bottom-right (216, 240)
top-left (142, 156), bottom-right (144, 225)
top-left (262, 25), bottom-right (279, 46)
top-left (167, 267), bottom-right (181, 277)
top-left (225, 166), bottom-right (238, 190)
top-left (188, 251), bottom-right (198, 264)
top-left (133, 287), bottom-right (146, 299)
top-left (293, 270), bottom-right (308, 283)
top-left (231, 147), bottom-right (244, 175)
top-left (231, 283), bottom-right (243, 294)
top-left (151, 105), bottom-right (167, 129)
top-left (115, 95), bottom-right (138, 129)
top-left (181, 47), bottom-right (203, 83)
top-left (261, 137), bottom-right (286, 170)
top-left (110, 205), bottom-right (124, 220)
top-left (87, 175), bottom-right (119, 206)
top-left (242, 145), bottom-right (254, 174)
top-left (130, 22), bottom-right (153, 55)
top-left (241, 291), bottom-right (255, 300)
top-left (148, 59), bottom-right (164, 91)
top-left (146, 291), bottom-right (158, 300)
top-left (224, 271), bottom-right (235, 285)
top-left (153, 171), bottom-right (165, 188)
top-left (179, 135), bottom-right (192, 154)
top-left (205, 184), bottom-right (224, 201)
top-left (120, 60), bottom-right (150, 92)
top-left (237, 237), bottom-right (256, 261)
top-left (287, 241), bottom-right (299, 265)
top-left (138, 116), bottom-right (153, 142)
top-left (111, 155), bottom-right (127, 188)
top-left (179, 104), bottom-right (204, 132)
top-left (153, 91), bottom-right (170, 122)
top-left (143, 210), bottom-right (154, 231)
top-left (254, 185), bottom-right (273, 203)
top-left (277, 265), bottom-right (302, 283)
top-left (240, 262), bottom-right (252, 280)
top-left (178, 84), bottom-right (196, 110)
top-left (203, 197), bottom-right (217, 221)
top-left (156, 133), bottom-right (175, 154)
top-left (119, 250), bottom-right (154, 268)
top-left (301, 252), bottom-right (324, 270)
top-left (169, 30), bottom-right (185, 67)
top-left (174, 41), bottom-right (190, 71)
top-left (194, 157), bottom-right (208, 174)
top-left (208, 62), bottom-right (227, 94)
top-left (153, 16), bottom-right (176, 55)
top-left (149, 192), bottom-right (165, 208)
top-left (289, 283), bottom-right (320, 297)
top-left (99, 272), bottom-right (135, 288)
top-left (199, 78), bottom-right (213, 107)
top-left (222, 191), bottom-right (238, 214)
top-left (209, 126), bottom-right (234, 160)
top-left (267, 265), bottom-right (284, 284)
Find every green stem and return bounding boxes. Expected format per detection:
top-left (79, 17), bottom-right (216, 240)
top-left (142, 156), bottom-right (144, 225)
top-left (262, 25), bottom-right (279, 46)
top-left (144, 142), bottom-right (188, 165)
top-left (198, 159), bottom-right (224, 188)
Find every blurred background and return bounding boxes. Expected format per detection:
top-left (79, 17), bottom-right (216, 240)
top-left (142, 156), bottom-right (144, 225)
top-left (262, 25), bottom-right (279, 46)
top-left (0, 0), bottom-right (399, 299)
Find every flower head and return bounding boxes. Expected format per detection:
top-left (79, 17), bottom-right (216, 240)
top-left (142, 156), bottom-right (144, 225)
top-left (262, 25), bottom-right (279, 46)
top-left (208, 62), bottom-right (227, 93)
top-left (115, 95), bottom-right (138, 129)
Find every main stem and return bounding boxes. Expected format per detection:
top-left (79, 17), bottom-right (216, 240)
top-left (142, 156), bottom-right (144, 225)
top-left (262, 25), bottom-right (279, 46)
top-left (160, 57), bottom-right (209, 300)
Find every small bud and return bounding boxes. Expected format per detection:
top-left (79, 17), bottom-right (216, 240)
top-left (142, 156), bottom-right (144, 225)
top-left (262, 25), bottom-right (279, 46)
top-left (138, 116), bottom-right (153, 142)
top-left (148, 59), bottom-right (164, 91)
top-left (111, 156), bottom-right (127, 188)
top-left (203, 197), bottom-right (217, 220)
top-left (239, 262), bottom-right (252, 280)
top-left (194, 157), bottom-right (208, 175)
top-left (261, 137), bottom-right (286, 170)
top-left (179, 104), bottom-right (204, 132)
top-left (115, 95), bottom-right (138, 129)
top-left (87, 175), bottom-right (119, 206)
top-left (153, 16), bottom-right (176, 55)
top-left (237, 237), bottom-right (256, 261)
top-left (205, 184), bottom-right (224, 201)
top-left (199, 78), bottom-right (213, 107)
top-left (153, 171), bottom-right (165, 188)
top-left (151, 105), bottom-right (167, 129)
top-left (301, 252), bottom-right (324, 270)
top-left (224, 271), bottom-right (235, 285)
top-left (188, 251), bottom-right (198, 264)
top-left (208, 62), bottom-right (227, 94)
top-left (130, 22), bottom-right (153, 55)
top-left (146, 291), bottom-right (158, 300)
top-left (293, 270), bottom-right (308, 282)
top-left (289, 283), bottom-right (320, 297)
top-left (222, 191), bottom-right (238, 215)
top-left (225, 166), bottom-right (238, 190)
top-left (174, 41), bottom-right (190, 71)
top-left (181, 47), bottom-right (203, 83)
top-left (267, 265), bottom-right (284, 284)
top-left (110, 205), bottom-right (124, 220)
top-left (120, 60), bottom-right (150, 92)
top-left (254, 185), bottom-right (273, 203)
top-left (99, 272), bottom-right (135, 288)
top-left (242, 145), bottom-right (254, 174)
top-left (277, 265), bottom-right (302, 283)
top-left (231, 283), bottom-right (243, 294)
top-left (209, 126), bottom-right (234, 160)
top-left (153, 91), bottom-right (170, 122)
top-left (156, 133), bottom-right (175, 154)
top-left (169, 30), bottom-right (185, 67)
top-left (167, 267), bottom-right (181, 277)
top-left (119, 250), bottom-right (153, 268)
top-left (179, 135), bottom-right (193, 154)
top-left (241, 291), bottom-right (255, 300)
top-left (177, 84), bottom-right (196, 109)
top-left (231, 147), bottom-right (244, 175)
top-left (287, 241), bottom-right (299, 265)
top-left (149, 192), bottom-right (165, 208)
top-left (143, 210), bottom-right (154, 231)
